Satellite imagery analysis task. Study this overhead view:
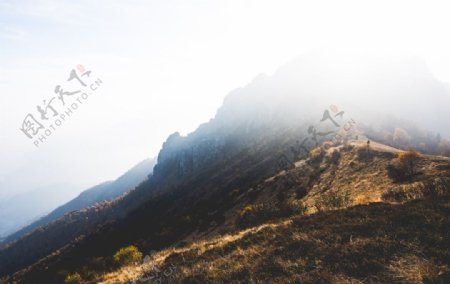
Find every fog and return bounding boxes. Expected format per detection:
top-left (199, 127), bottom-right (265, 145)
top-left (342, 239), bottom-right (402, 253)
top-left (1, 0), bottom-right (450, 236)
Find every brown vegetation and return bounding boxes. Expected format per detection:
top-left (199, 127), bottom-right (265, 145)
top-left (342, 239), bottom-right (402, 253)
top-left (104, 196), bottom-right (450, 284)
top-left (308, 147), bottom-right (324, 164)
top-left (387, 149), bottom-right (421, 181)
top-left (3, 140), bottom-right (450, 284)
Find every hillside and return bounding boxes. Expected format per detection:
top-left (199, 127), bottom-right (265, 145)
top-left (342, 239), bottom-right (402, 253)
top-left (96, 141), bottom-right (450, 284)
top-left (0, 159), bottom-right (155, 277)
top-left (3, 139), bottom-right (450, 283)
top-left (102, 196), bottom-right (449, 284)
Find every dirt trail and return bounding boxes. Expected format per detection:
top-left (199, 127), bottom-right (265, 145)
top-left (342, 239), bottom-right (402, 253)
top-left (350, 139), bottom-right (402, 154)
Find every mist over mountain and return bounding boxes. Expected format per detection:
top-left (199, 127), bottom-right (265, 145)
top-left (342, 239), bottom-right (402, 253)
top-left (1, 53), bottom-right (449, 283)
top-left (4, 0), bottom-right (450, 282)
top-left (153, 52), bottom-right (450, 177)
top-left (1, 52), bottom-right (446, 245)
top-left (219, 51), bottom-right (450, 137)
top-left (148, 53), bottom-right (450, 203)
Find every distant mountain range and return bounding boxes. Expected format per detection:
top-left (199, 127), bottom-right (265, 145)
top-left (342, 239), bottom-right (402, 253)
top-left (1, 158), bottom-right (155, 246)
top-left (0, 183), bottom-right (79, 242)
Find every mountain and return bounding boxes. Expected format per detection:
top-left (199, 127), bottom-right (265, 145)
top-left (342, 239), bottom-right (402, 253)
top-left (1, 158), bottom-right (156, 247)
top-left (1, 53), bottom-right (450, 283)
top-left (2, 158), bottom-right (156, 246)
top-left (5, 138), bottom-right (450, 284)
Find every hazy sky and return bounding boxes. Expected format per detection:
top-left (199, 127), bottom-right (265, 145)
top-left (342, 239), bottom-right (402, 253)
top-left (1, 0), bottom-right (450, 198)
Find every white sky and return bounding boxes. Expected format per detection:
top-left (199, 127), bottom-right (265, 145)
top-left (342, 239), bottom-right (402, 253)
top-left (1, 0), bottom-right (450, 197)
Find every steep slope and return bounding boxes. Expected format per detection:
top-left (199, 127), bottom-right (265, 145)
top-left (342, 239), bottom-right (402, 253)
top-left (0, 125), bottom-right (317, 282)
top-left (2, 158), bottom-right (156, 246)
top-left (0, 159), bottom-right (156, 278)
top-left (104, 197), bottom-right (449, 284)
top-left (96, 142), bottom-right (450, 284)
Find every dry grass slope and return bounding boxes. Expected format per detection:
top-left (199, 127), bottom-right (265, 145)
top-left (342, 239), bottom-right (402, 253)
top-left (96, 142), bottom-right (450, 284)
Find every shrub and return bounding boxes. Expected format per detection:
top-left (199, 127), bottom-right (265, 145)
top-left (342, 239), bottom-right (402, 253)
top-left (386, 163), bottom-right (407, 181)
top-left (314, 191), bottom-right (350, 211)
top-left (237, 204), bottom-right (274, 228)
top-left (387, 149), bottom-right (420, 181)
top-left (398, 150), bottom-right (420, 175)
top-left (309, 147), bottom-right (324, 164)
top-left (295, 184), bottom-right (308, 198)
top-left (113, 245), bottom-right (143, 266)
top-left (286, 200), bottom-right (308, 215)
top-left (64, 272), bottom-right (82, 284)
top-left (236, 200), bottom-right (306, 228)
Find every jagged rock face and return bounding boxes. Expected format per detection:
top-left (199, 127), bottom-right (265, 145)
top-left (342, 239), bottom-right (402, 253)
top-left (153, 53), bottom-right (450, 182)
top-left (155, 52), bottom-right (450, 182)
top-left (154, 131), bottom-right (228, 178)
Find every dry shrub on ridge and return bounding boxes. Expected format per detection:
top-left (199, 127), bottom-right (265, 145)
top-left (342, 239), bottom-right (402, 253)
top-left (387, 149), bottom-right (421, 182)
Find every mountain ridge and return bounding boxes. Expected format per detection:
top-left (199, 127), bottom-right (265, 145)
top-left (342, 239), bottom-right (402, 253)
top-left (1, 53), bottom-right (450, 283)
